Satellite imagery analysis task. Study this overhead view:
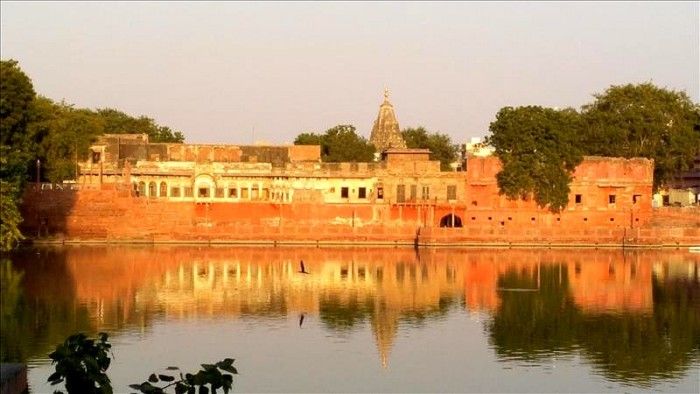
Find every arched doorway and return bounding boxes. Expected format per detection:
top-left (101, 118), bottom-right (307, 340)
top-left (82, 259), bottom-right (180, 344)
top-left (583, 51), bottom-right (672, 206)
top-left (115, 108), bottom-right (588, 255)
top-left (159, 181), bottom-right (168, 197)
top-left (148, 182), bottom-right (157, 198)
top-left (138, 181), bottom-right (146, 197)
top-left (439, 214), bottom-right (463, 228)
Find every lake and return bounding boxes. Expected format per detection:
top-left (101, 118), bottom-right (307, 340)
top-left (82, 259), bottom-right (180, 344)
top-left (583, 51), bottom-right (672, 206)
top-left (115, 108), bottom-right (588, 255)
top-left (1, 246), bottom-right (698, 393)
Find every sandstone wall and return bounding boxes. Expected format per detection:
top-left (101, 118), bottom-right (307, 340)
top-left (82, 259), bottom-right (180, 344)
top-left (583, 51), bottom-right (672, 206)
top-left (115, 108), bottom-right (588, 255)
top-left (20, 187), bottom-right (699, 246)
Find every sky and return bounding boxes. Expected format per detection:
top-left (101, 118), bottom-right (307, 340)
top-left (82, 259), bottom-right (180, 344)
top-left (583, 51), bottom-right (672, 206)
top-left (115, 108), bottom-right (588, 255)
top-left (1, 1), bottom-right (698, 144)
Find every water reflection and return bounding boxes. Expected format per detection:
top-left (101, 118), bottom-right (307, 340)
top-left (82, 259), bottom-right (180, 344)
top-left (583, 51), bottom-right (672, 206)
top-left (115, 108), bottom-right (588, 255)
top-left (3, 246), bottom-right (699, 389)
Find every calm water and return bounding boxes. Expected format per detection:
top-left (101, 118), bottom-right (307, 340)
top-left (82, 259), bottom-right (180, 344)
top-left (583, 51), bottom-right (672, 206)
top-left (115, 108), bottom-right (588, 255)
top-left (1, 246), bottom-right (699, 393)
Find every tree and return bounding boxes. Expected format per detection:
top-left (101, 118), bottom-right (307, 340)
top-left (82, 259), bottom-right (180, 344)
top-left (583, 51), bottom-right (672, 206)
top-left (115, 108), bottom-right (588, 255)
top-left (96, 109), bottom-right (184, 143)
top-left (486, 106), bottom-right (584, 213)
top-left (0, 59), bottom-right (36, 186)
top-left (294, 125), bottom-right (375, 162)
top-left (581, 83), bottom-right (700, 190)
top-left (402, 127), bottom-right (459, 171)
top-left (0, 182), bottom-right (24, 251)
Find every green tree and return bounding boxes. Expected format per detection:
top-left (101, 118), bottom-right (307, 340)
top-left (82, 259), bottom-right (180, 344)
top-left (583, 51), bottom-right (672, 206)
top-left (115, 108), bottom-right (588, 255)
top-left (293, 132), bottom-right (323, 146)
top-left (96, 108), bottom-right (184, 143)
top-left (294, 125), bottom-right (375, 162)
top-left (0, 59), bottom-right (36, 186)
top-left (486, 106), bottom-right (584, 213)
top-left (402, 127), bottom-right (459, 171)
top-left (0, 182), bottom-right (24, 251)
top-left (581, 83), bottom-right (700, 190)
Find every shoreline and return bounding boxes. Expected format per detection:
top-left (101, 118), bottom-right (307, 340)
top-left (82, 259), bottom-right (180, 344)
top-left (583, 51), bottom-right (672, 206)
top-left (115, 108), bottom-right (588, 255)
top-left (25, 238), bottom-right (698, 249)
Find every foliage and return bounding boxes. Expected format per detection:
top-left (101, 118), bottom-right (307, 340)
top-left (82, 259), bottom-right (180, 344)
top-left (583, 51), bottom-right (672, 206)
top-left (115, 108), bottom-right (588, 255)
top-left (581, 83), bottom-right (700, 190)
top-left (294, 125), bottom-right (375, 162)
top-left (97, 108), bottom-right (184, 143)
top-left (401, 127), bottom-right (459, 171)
top-left (130, 359), bottom-right (237, 394)
top-left (46, 331), bottom-right (236, 394)
top-left (30, 98), bottom-right (106, 182)
top-left (486, 106), bottom-right (584, 213)
top-left (48, 332), bottom-right (113, 394)
top-left (0, 181), bottom-right (24, 251)
top-left (0, 59), bottom-right (36, 186)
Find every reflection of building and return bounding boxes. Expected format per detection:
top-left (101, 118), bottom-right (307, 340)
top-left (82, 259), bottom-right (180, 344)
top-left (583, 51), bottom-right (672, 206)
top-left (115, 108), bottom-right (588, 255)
top-left (17, 247), bottom-right (699, 368)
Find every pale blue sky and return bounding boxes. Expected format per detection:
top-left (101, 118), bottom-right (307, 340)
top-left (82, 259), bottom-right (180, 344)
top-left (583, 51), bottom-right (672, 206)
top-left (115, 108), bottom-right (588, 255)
top-left (2, 1), bottom-right (698, 144)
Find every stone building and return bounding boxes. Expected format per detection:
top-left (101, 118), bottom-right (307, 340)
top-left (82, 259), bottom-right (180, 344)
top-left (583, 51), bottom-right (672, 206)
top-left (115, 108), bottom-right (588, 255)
top-left (71, 93), bottom-right (655, 235)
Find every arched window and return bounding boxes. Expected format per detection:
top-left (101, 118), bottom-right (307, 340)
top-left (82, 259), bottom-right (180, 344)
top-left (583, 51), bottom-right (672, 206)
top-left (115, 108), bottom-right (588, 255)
top-left (138, 181), bottom-right (146, 197)
top-left (148, 182), bottom-right (157, 198)
top-left (439, 214), bottom-right (463, 228)
top-left (160, 181), bottom-right (168, 197)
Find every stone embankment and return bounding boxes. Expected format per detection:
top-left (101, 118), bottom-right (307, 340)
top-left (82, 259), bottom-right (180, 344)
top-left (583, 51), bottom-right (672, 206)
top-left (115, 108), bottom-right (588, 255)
top-left (19, 188), bottom-right (700, 248)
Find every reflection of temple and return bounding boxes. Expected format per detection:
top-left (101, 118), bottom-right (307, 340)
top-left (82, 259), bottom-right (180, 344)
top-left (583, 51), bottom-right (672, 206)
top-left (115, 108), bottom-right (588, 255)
top-left (14, 247), bottom-right (700, 368)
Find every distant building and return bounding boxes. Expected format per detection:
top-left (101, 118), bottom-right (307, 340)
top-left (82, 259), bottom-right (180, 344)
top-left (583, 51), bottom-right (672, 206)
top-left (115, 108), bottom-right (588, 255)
top-left (464, 137), bottom-right (494, 157)
top-left (653, 155), bottom-right (700, 207)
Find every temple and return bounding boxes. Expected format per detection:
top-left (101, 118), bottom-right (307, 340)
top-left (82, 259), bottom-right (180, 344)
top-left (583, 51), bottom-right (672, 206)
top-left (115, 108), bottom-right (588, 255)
top-left (369, 89), bottom-right (408, 151)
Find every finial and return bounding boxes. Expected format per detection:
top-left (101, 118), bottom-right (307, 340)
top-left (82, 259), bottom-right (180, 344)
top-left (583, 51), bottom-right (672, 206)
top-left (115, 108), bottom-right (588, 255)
top-left (384, 87), bottom-right (390, 100)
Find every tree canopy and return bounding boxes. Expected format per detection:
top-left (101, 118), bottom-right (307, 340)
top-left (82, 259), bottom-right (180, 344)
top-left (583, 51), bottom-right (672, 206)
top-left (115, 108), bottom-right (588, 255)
top-left (0, 59), bottom-right (187, 250)
top-left (581, 83), bottom-right (700, 190)
top-left (1, 59), bottom-right (37, 186)
top-left (294, 125), bottom-right (375, 162)
top-left (486, 106), bottom-right (584, 213)
top-left (487, 83), bottom-right (700, 211)
top-left (401, 127), bottom-right (459, 171)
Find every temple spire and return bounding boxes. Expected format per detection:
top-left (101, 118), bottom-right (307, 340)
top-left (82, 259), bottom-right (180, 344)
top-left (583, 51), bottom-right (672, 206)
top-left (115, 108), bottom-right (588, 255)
top-left (369, 88), bottom-right (407, 151)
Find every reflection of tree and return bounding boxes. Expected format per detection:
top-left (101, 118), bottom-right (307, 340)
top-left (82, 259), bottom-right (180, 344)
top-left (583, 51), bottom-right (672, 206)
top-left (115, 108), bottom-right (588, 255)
top-left (488, 264), bottom-right (700, 386)
top-left (319, 291), bottom-right (375, 332)
top-left (488, 264), bottom-right (580, 359)
top-left (1, 254), bottom-right (93, 362)
top-left (578, 276), bottom-right (700, 385)
top-left (1, 259), bottom-right (25, 362)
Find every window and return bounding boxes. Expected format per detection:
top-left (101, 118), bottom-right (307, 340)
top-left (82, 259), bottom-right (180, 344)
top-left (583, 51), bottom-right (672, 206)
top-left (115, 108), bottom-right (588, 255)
top-left (633, 194), bottom-right (641, 204)
top-left (148, 182), bottom-right (157, 198)
top-left (170, 186), bottom-right (181, 197)
top-left (92, 151), bottom-right (101, 164)
top-left (575, 194), bottom-right (582, 204)
top-left (159, 182), bottom-right (168, 197)
top-left (422, 186), bottom-right (430, 200)
top-left (329, 187), bottom-right (335, 193)
top-left (662, 195), bottom-right (670, 206)
top-left (358, 187), bottom-right (367, 199)
top-left (410, 185), bottom-right (417, 201)
top-left (396, 184), bottom-right (406, 203)
top-left (229, 188), bottom-right (238, 198)
top-left (241, 188), bottom-right (249, 199)
top-left (447, 185), bottom-right (457, 200)
top-left (184, 187), bottom-right (193, 197)
top-left (341, 187), bottom-right (349, 198)
top-left (215, 188), bottom-right (224, 198)
top-left (198, 187), bottom-right (210, 198)
top-left (608, 194), bottom-right (616, 204)
top-left (251, 187), bottom-right (259, 200)
top-left (377, 185), bottom-right (384, 199)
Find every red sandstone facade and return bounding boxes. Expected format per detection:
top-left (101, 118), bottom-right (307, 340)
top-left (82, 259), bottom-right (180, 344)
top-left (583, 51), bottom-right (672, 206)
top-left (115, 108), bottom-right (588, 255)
top-left (18, 92), bottom-right (699, 246)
